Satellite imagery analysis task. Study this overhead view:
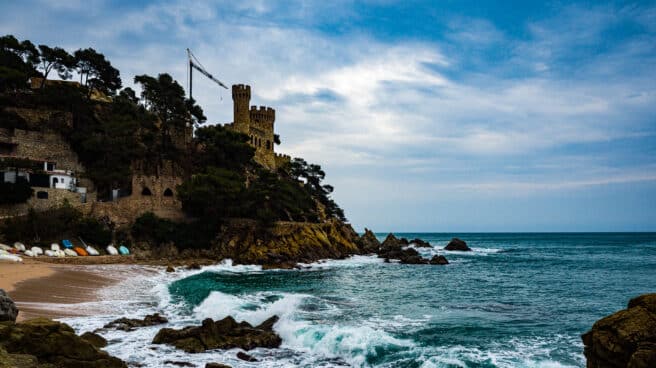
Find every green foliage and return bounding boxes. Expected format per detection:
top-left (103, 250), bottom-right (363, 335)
top-left (76, 217), bottom-right (112, 246)
top-left (247, 169), bottom-right (318, 224)
top-left (288, 157), bottom-right (346, 221)
top-left (0, 178), bottom-right (33, 204)
top-left (192, 124), bottom-right (255, 171)
top-left (177, 167), bottom-right (247, 219)
top-left (0, 35), bottom-right (40, 91)
top-left (36, 45), bottom-right (75, 87)
top-left (131, 212), bottom-right (215, 250)
top-left (0, 203), bottom-right (82, 243)
top-left (73, 48), bottom-right (122, 96)
top-left (131, 212), bottom-right (175, 246)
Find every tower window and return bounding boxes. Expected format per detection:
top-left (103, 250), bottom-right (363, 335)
top-left (266, 140), bottom-right (271, 150)
top-left (163, 188), bottom-right (174, 197)
top-left (141, 187), bottom-right (152, 196)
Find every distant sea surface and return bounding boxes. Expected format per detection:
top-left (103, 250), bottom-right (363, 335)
top-left (64, 233), bottom-right (656, 367)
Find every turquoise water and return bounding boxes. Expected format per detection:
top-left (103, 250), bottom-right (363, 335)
top-left (82, 233), bottom-right (656, 367)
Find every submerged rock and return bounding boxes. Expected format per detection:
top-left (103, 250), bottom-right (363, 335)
top-left (444, 238), bottom-right (471, 251)
top-left (152, 316), bottom-right (282, 353)
top-left (429, 255), bottom-right (449, 265)
top-left (104, 313), bottom-right (168, 331)
top-left (236, 351), bottom-right (258, 362)
top-left (377, 235), bottom-right (448, 265)
top-left (358, 228), bottom-right (381, 253)
top-left (166, 265), bottom-right (175, 273)
top-left (0, 318), bottom-right (126, 367)
top-left (0, 289), bottom-right (18, 322)
top-left (206, 364), bottom-right (231, 368)
top-left (582, 293), bottom-right (656, 368)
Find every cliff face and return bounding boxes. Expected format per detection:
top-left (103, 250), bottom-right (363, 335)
top-left (215, 220), bottom-right (362, 267)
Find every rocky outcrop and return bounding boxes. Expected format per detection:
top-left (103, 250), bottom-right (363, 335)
top-left (358, 228), bottom-right (381, 253)
top-left (381, 233), bottom-right (403, 249)
top-left (206, 364), bottom-right (231, 368)
top-left (0, 289), bottom-right (18, 322)
top-left (582, 293), bottom-right (656, 368)
top-left (80, 331), bottom-right (108, 348)
top-left (444, 238), bottom-right (471, 251)
top-left (103, 313), bottom-right (168, 331)
top-left (410, 238), bottom-right (431, 247)
top-left (0, 318), bottom-right (126, 368)
top-left (215, 220), bottom-right (361, 268)
top-left (152, 316), bottom-right (282, 353)
top-left (429, 255), bottom-right (449, 265)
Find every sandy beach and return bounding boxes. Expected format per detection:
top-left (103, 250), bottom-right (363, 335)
top-left (0, 258), bottom-right (123, 321)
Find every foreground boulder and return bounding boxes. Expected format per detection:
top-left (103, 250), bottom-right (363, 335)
top-left (377, 237), bottom-right (447, 265)
top-left (358, 228), bottom-right (381, 253)
top-left (152, 316), bottom-right (282, 353)
top-left (0, 289), bottom-right (18, 322)
top-left (0, 318), bottom-right (126, 368)
top-left (429, 255), bottom-right (449, 265)
top-left (582, 293), bottom-right (656, 368)
top-left (444, 238), bottom-right (471, 251)
top-left (104, 313), bottom-right (168, 331)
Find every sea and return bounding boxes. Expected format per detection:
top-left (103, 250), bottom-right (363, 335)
top-left (61, 233), bottom-right (656, 368)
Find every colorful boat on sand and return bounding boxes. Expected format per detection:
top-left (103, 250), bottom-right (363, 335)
top-left (106, 245), bottom-right (118, 255)
top-left (64, 249), bottom-right (78, 257)
top-left (118, 245), bottom-right (130, 255)
top-left (31, 246), bottom-right (43, 256)
top-left (73, 247), bottom-right (88, 256)
top-left (62, 240), bottom-right (73, 249)
top-left (86, 246), bottom-right (99, 256)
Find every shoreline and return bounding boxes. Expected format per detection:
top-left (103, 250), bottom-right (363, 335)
top-left (1, 258), bottom-right (134, 321)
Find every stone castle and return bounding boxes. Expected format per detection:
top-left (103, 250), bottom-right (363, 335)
top-left (0, 82), bottom-right (290, 226)
top-left (226, 84), bottom-right (290, 170)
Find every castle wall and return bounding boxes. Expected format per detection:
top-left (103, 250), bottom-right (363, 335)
top-left (0, 187), bottom-right (93, 219)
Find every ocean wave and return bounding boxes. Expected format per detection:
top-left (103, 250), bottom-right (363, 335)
top-left (299, 255), bottom-right (384, 270)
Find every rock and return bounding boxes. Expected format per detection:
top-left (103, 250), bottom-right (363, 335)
top-left (206, 364), bottom-right (231, 368)
top-left (0, 318), bottom-right (126, 367)
top-left (444, 238), bottom-right (471, 251)
top-left (0, 289), bottom-right (18, 322)
top-left (166, 265), bottom-right (175, 273)
top-left (399, 237), bottom-right (410, 245)
top-left (429, 255), bottom-right (449, 265)
top-left (152, 316), bottom-right (282, 353)
top-left (164, 361), bottom-right (195, 367)
top-left (410, 238), bottom-right (431, 247)
top-left (186, 263), bottom-right (201, 270)
top-left (104, 313), bottom-right (168, 331)
top-left (582, 293), bottom-right (656, 368)
top-left (236, 351), bottom-right (258, 362)
top-left (358, 228), bottom-right (381, 253)
top-left (400, 255), bottom-right (428, 264)
top-left (80, 331), bottom-right (108, 348)
top-left (381, 233), bottom-right (402, 249)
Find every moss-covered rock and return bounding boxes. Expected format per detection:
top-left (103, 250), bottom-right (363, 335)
top-left (0, 318), bottom-right (126, 368)
top-left (582, 293), bottom-right (656, 368)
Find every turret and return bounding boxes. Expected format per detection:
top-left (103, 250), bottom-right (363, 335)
top-left (249, 105), bottom-right (275, 126)
top-left (231, 84), bottom-right (251, 134)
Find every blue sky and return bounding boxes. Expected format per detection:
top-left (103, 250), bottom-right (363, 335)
top-left (1, 0), bottom-right (655, 231)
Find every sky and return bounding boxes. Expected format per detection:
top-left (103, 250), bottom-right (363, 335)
top-left (1, 0), bottom-right (655, 232)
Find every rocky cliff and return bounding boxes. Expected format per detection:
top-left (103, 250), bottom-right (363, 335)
top-left (215, 219), bottom-right (362, 267)
top-left (582, 293), bottom-right (656, 368)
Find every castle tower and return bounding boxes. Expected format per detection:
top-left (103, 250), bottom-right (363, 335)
top-left (231, 84), bottom-right (251, 134)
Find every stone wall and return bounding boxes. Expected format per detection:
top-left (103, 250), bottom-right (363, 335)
top-left (4, 107), bottom-right (73, 131)
top-left (12, 129), bottom-right (84, 172)
top-left (0, 188), bottom-right (91, 219)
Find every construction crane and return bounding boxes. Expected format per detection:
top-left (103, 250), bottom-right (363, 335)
top-left (186, 48), bottom-right (228, 102)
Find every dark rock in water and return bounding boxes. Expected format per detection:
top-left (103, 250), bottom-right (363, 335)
top-left (104, 313), bottom-right (168, 331)
top-left (444, 238), bottom-right (471, 251)
top-left (582, 293), bottom-right (656, 368)
top-left (429, 255), bottom-right (449, 265)
top-left (81, 331), bottom-right (108, 348)
top-left (164, 360), bottom-right (196, 367)
top-left (187, 263), bottom-right (201, 270)
top-left (0, 289), bottom-right (18, 322)
top-left (400, 255), bottom-right (428, 264)
top-left (381, 233), bottom-right (402, 249)
top-left (206, 364), bottom-right (232, 368)
top-left (0, 318), bottom-right (126, 367)
top-left (411, 238), bottom-right (431, 247)
top-left (236, 351), bottom-right (258, 362)
top-left (262, 261), bottom-right (299, 270)
top-left (399, 237), bottom-right (410, 245)
top-left (377, 237), bottom-right (437, 264)
top-left (152, 316), bottom-right (282, 353)
top-left (358, 228), bottom-right (381, 253)
top-left (166, 265), bottom-right (175, 273)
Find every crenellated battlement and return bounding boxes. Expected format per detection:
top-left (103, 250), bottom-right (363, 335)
top-left (249, 105), bottom-right (275, 124)
top-left (231, 84), bottom-right (251, 100)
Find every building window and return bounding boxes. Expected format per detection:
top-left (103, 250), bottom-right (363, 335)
top-left (266, 140), bottom-right (271, 150)
top-left (46, 162), bottom-right (54, 171)
top-left (53, 177), bottom-right (59, 184)
top-left (163, 188), bottom-right (173, 197)
top-left (141, 187), bottom-right (152, 196)
top-left (36, 191), bottom-right (48, 199)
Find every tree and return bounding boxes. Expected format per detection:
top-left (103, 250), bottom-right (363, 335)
top-left (176, 167), bottom-right (247, 219)
top-left (0, 35), bottom-right (39, 90)
top-left (118, 87), bottom-right (138, 104)
top-left (288, 158), bottom-right (346, 221)
top-left (36, 45), bottom-right (74, 89)
top-left (192, 124), bottom-right (254, 171)
top-left (73, 48), bottom-right (121, 96)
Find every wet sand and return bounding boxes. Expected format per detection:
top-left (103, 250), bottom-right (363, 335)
top-left (1, 259), bottom-right (122, 321)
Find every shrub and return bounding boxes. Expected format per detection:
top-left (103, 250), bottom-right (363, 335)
top-left (0, 177), bottom-right (33, 204)
top-left (76, 217), bottom-right (111, 246)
